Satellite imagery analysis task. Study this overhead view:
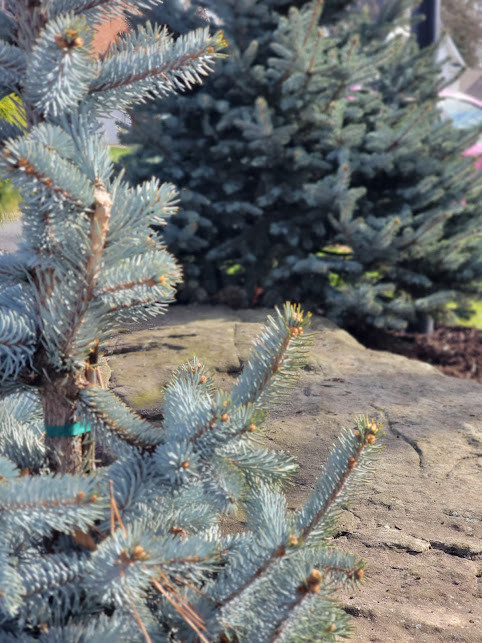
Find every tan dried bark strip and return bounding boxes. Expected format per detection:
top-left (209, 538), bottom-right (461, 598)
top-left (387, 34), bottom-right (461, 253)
top-left (43, 181), bottom-right (112, 473)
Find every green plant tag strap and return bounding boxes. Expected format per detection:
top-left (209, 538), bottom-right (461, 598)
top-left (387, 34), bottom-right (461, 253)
top-left (45, 422), bottom-right (91, 437)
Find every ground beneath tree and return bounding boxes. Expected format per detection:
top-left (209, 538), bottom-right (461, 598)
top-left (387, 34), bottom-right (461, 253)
top-left (350, 324), bottom-right (481, 382)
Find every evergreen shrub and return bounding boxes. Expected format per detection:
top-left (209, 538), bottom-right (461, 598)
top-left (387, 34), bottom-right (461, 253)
top-left (0, 1), bottom-right (382, 640)
top-left (122, 0), bottom-right (482, 330)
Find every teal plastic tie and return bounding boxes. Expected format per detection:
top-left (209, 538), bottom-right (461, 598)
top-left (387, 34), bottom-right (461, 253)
top-left (45, 422), bottom-right (91, 437)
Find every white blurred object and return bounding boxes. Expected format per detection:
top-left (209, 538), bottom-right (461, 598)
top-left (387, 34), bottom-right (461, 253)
top-left (436, 32), bottom-right (466, 89)
top-left (98, 110), bottom-right (131, 144)
top-left (0, 218), bottom-right (22, 252)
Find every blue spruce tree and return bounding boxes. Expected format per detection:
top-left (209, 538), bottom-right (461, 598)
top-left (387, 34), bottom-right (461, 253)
top-left (122, 0), bottom-right (482, 330)
top-left (0, 1), bottom-right (382, 639)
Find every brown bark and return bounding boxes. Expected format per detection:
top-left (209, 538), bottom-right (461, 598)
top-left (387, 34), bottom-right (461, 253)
top-left (42, 360), bottom-right (104, 474)
top-left (81, 343), bottom-right (103, 473)
top-left (44, 435), bottom-right (83, 474)
top-left (42, 376), bottom-right (82, 474)
top-left (41, 182), bottom-right (112, 473)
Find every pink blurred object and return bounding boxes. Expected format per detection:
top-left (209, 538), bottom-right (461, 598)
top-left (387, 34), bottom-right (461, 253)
top-left (462, 143), bottom-right (482, 169)
top-left (438, 88), bottom-right (482, 111)
top-left (346, 84), bottom-right (373, 101)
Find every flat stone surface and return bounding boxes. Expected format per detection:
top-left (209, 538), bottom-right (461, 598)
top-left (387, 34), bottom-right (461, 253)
top-left (105, 305), bottom-right (482, 642)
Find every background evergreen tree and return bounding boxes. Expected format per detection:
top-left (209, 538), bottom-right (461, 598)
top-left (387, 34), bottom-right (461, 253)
top-left (122, 0), bottom-right (482, 330)
top-left (0, 1), bottom-right (381, 638)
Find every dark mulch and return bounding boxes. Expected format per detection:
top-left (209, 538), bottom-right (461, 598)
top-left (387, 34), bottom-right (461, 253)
top-left (349, 325), bottom-right (481, 382)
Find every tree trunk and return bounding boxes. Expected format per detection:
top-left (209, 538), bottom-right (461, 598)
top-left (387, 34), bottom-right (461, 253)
top-left (44, 434), bottom-right (83, 474)
top-left (37, 183), bottom-right (112, 474)
top-left (43, 378), bottom-right (82, 474)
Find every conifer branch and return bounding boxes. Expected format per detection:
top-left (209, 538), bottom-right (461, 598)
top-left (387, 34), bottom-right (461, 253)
top-left (385, 103), bottom-right (433, 152)
top-left (2, 150), bottom-right (81, 203)
top-left (67, 0), bottom-right (154, 19)
top-left (97, 275), bottom-right (161, 294)
top-left (217, 543), bottom-right (287, 610)
top-left (89, 27), bottom-right (227, 109)
top-left (109, 478), bottom-right (127, 536)
top-left (79, 387), bottom-right (163, 451)
top-left (269, 585), bottom-right (322, 642)
top-left (231, 303), bottom-right (312, 408)
top-left (151, 576), bottom-right (209, 643)
top-left (217, 419), bottom-right (380, 614)
top-left (300, 439), bottom-right (368, 540)
top-left (125, 585), bottom-right (153, 643)
top-left (303, 0), bottom-right (325, 47)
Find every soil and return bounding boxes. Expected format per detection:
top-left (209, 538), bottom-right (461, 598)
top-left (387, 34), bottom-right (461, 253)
top-left (350, 324), bottom-right (481, 382)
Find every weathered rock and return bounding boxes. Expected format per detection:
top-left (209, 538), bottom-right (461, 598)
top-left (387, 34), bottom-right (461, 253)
top-left (105, 305), bottom-right (482, 643)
